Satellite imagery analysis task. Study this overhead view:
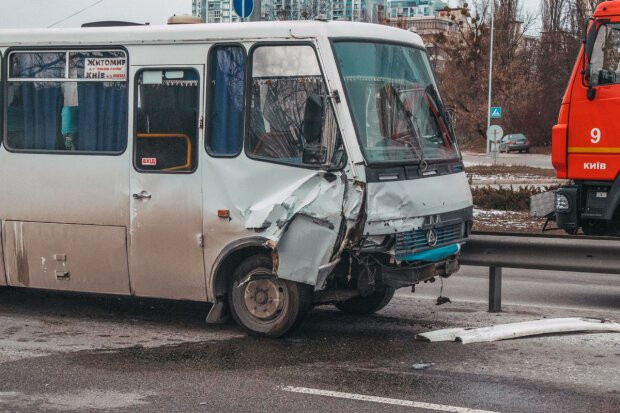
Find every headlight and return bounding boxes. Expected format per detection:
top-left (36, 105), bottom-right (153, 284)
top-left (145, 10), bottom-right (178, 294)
top-left (556, 193), bottom-right (570, 212)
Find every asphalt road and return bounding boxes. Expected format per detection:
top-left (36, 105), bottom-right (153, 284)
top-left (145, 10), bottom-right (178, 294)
top-left (0, 266), bottom-right (618, 413)
top-left (462, 151), bottom-right (553, 169)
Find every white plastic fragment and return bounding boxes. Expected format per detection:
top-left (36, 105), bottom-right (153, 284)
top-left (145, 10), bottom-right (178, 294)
top-left (415, 327), bottom-right (466, 342)
top-left (411, 361), bottom-right (434, 370)
top-left (416, 318), bottom-right (620, 344)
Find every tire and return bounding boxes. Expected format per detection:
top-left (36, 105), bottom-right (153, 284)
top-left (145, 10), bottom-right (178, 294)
top-left (581, 220), bottom-right (620, 236)
top-left (228, 254), bottom-right (313, 337)
top-left (525, 148), bottom-right (530, 153)
top-left (334, 287), bottom-right (395, 315)
top-left (582, 220), bottom-right (603, 236)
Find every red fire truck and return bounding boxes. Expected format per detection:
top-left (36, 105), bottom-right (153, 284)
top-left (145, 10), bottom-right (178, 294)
top-left (553, 1), bottom-right (620, 235)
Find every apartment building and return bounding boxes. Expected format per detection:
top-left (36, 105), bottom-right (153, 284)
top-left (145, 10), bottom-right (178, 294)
top-left (191, 0), bottom-right (456, 25)
top-left (192, 0), bottom-right (241, 23)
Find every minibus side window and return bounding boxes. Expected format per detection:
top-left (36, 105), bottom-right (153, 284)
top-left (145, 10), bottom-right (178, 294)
top-left (247, 44), bottom-right (343, 167)
top-left (134, 69), bottom-right (199, 173)
top-left (5, 50), bottom-right (128, 153)
top-left (206, 45), bottom-right (245, 156)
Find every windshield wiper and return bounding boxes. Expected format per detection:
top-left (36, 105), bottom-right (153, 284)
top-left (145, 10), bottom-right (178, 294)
top-left (376, 83), bottom-right (424, 164)
top-left (390, 84), bottom-right (427, 168)
top-left (425, 84), bottom-right (457, 140)
top-left (407, 111), bottom-right (427, 169)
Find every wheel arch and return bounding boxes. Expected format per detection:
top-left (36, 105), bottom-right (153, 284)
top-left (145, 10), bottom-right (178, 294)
top-left (208, 237), bottom-right (271, 302)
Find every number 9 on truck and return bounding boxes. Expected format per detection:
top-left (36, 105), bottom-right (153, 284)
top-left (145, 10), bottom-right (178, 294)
top-left (591, 127), bottom-right (601, 144)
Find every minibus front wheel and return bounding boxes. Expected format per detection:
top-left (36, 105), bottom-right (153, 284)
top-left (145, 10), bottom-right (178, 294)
top-left (228, 254), bottom-right (313, 337)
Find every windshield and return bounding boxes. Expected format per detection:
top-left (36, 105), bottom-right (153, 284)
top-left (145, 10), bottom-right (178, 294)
top-left (590, 23), bottom-right (620, 86)
top-left (333, 41), bottom-right (459, 164)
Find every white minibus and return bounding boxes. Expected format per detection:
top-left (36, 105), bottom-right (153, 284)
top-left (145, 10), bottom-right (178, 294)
top-left (0, 20), bottom-right (473, 336)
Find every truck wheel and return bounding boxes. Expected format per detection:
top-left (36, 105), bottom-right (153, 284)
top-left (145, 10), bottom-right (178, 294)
top-left (582, 220), bottom-right (608, 236)
top-left (228, 254), bottom-right (312, 337)
top-left (334, 287), bottom-right (395, 315)
top-left (581, 220), bottom-right (620, 236)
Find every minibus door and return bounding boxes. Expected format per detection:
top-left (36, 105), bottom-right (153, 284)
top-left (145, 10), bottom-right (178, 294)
top-left (128, 66), bottom-right (206, 300)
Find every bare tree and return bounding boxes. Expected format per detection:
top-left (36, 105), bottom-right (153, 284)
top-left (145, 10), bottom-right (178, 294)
top-left (299, 0), bottom-right (332, 19)
top-left (422, 0), bottom-right (596, 147)
top-left (262, 0), bottom-right (332, 21)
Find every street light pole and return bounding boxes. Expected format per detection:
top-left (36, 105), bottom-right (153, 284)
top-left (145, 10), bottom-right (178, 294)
top-left (486, 0), bottom-right (495, 154)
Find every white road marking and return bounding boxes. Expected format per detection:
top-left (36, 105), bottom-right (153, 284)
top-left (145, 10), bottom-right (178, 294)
top-left (281, 386), bottom-right (500, 413)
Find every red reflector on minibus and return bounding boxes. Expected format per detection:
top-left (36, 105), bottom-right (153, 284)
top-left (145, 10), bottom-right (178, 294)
top-left (218, 209), bottom-right (230, 218)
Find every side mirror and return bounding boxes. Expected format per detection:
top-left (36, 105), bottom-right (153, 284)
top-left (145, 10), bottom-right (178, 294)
top-left (584, 62), bottom-right (592, 82)
top-left (584, 20), bottom-right (599, 100)
top-left (303, 95), bottom-right (324, 144)
top-left (584, 21), bottom-right (598, 62)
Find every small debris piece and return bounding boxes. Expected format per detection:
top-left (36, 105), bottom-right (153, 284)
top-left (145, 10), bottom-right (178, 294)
top-left (435, 296), bottom-right (451, 306)
top-left (411, 361), bottom-right (434, 370)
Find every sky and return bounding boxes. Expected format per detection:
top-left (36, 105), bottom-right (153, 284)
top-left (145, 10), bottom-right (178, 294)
top-left (0, 0), bottom-right (192, 29)
top-left (0, 0), bottom-right (542, 30)
top-left (523, 0), bottom-right (541, 16)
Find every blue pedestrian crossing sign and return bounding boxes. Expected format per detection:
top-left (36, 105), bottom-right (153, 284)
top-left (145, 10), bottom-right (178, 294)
top-left (490, 106), bottom-right (502, 119)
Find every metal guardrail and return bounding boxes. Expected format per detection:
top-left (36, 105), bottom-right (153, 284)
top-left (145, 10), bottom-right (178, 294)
top-left (459, 232), bottom-right (620, 312)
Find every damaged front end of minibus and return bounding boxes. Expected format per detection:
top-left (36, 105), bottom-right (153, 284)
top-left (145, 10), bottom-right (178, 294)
top-left (213, 37), bottom-right (473, 337)
top-left (232, 153), bottom-right (472, 337)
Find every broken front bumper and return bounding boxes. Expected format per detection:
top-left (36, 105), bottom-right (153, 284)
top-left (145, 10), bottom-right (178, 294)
top-left (380, 256), bottom-right (460, 289)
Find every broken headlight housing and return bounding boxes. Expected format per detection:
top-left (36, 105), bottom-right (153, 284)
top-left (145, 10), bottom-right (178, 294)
top-left (359, 235), bottom-right (390, 251)
top-left (555, 193), bottom-right (570, 212)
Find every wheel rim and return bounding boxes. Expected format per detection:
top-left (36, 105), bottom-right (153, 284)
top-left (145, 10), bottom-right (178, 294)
top-left (239, 269), bottom-right (287, 322)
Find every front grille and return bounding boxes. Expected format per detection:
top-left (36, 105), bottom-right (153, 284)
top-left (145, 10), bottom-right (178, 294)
top-left (395, 222), bottom-right (463, 257)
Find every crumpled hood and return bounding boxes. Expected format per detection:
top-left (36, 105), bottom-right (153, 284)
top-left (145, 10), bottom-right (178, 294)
top-left (364, 171), bottom-right (473, 235)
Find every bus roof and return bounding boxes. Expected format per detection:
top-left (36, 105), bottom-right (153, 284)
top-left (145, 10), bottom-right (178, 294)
top-left (0, 21), bottom-right (424, 49)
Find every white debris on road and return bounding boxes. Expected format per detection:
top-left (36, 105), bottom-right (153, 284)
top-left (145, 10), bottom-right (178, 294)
top-left (416, 317), bottom-right (620, 344)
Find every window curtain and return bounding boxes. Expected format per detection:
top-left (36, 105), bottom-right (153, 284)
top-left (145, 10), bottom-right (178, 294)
top-left (21, 83), bottom-right (62, 150)
top-left (77, 82), bottom-right (128, 151)
top-left (209, 47), bottom-right (245, 154)
top-left (141, 83), bottom-right (197, 137)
